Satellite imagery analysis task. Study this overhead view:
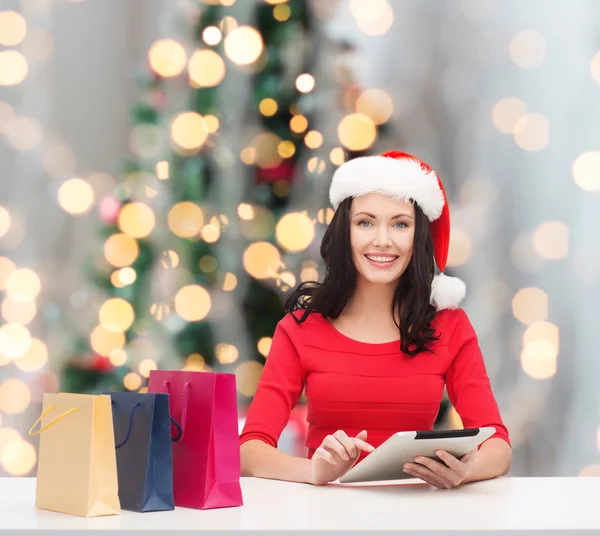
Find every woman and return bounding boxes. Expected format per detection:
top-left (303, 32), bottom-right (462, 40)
top-left (240, 151), bottom-right (512, 488)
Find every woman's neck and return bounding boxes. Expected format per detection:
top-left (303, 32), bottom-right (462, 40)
top-left (342, 277), bottom-right (398, 324)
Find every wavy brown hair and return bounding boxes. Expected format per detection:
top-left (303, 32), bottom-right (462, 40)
top-left (284, 197), bottom-right (440, 356)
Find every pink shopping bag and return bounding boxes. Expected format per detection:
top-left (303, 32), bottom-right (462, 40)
top-left (147, 370), bottom-right (243, 510)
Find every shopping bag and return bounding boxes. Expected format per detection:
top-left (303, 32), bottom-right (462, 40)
top-left (105, 392), bottom-right (177, 512)
top-left (147, 370), bottom-right (243, 510)
top-left (29, 392), bottom-right (120, 517)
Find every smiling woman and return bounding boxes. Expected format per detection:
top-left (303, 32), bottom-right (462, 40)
top-left (239, 151), bottom-right (511, 489)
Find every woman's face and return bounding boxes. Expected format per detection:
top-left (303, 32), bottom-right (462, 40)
top-left (349, 193), bottom-right (416, 286)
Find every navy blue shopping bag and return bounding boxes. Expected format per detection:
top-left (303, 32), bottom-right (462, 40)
top-left (104, 392), bottom-right (179, 512)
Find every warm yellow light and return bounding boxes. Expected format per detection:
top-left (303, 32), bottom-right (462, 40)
top-left (573, 151), bottom-right (600, 192)
top-left (296, 74), bottom-right (315, 93)
top-left (58, 178), bottom-right (95, 216)
top-left (216, 343), bottom-right (239, 364)
top-left (243, 242), bottom-right (282, 279)
top-left (0, 51), bottom-right (28, 86)
top-left (174, 285), bottom-right (211, 321)
top-left (513, 113), bottom-right (549, 151)
top-left (492, 97), bottom-right (528, 134)
top-left (138, 359), bottom-right (157, 378)
top-left (304, 130), bottom-right (323, 149)
top-left (219, 16), bottom-right (238, 34)
top-left (0, 207), bottom-right (10, 238)
top-left (148, 39), bottom-right (187, 77)
top-left (0, 11), bottom-right (27, 46)
top-left (533, 221), bottom-right (569, 260)
top-left (171, 112), bottom-right (209, 152)
top-left (104, 234), bottom-right (139, 267)
top-left (238, 203), bottom-right (255, 220)
top-left (279, 271), bottom-right (296, 289)
top-left (512, 287), bottom-right (549, 325)
top-left (5, 268), bottom-right (41, 303)
top-left (354, 1), bottom-right (394, 35)
top-left (203, 26), bottom-right (222, 46)
top-left (259, 98), bottom-right (278, 116)
top-left (235, 360), bottom-right (264, 396)
top-left (0, 257), bottom-right (15, 291)
top-left (14, 338), bottom-right (48, 372)
top-left (124, 372), bottom-right (142, 391)
top-left (521, 341), bottom-right (557, 379)
top-left (446, 229), bottom-right (472, 267)
top-left (510, 30), bottom-right (546, 69)
top-left (273, 4), bottom-right (291, 21)
top-left (253, 132), bottom-right (283, 168)
top-left (290, 115), bottom-right (308, 133)
top-left (109, 348), bottom-right (127, 367)
top-left (0, 379), bottom-right (30, 414)
top-left (199, 255), bottom-right (217, 273)
top-left (356, 89), bottom-right (393, 125)
top-left (201, 224), bottom-right (220, 243)
top-left (168, 202), bottom-right (204, 238)
top-left (278, 140), bottom-right (296, 158)
top-left (203, 115), bottom-right (220, 133)
top-left (99, 298), bottom-right (135, 333)
top-left (275, 212), bottom-right (315, 252)
top-left (5, 116), bottom-right (42, 150)
top-left (156, 160), bottom-right (169, 180)
top-left (160, 250), bottom-right (179, 269)
top-left (184, 353), bottom-right (205, 372)
top-left (338, 113), bottom-right (377, 151)
top-left (1, 439), bottom-right (36, 475)
top-left (349, 0), bottom-right (388, 22)
top-left (223, 272), bottom-right (238, 291)
top-left (117, 202), bottom-right (156, 239)
top-left (118, 267), bottom-right (137, 285)
top-left (188, 49), bottom-right (226, 87)
top-left (90, 325), bottom-right (126, 357)
top-left (1, 297), bottom-right (36, 325)
top-left (300, 266), bottom-right (319, 282)
top-left (257, 337), bottom-right (272, 357)
top-left (523, 321), bottom-right (559, 350)
top-left (240, 147), bottom-right (255, 165)
top-left (224, 26), bottom-right (264, 65)
top-left (316, 208), bottom-right (334, 224)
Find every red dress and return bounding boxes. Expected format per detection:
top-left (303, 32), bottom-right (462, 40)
top-left (240, 308), bottom-right (510, 460)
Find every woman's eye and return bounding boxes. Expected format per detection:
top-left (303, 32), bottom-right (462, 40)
top-left (358, 220), bottom-right (372, 228)
top-left (394, 222), bottom-right (407, 228)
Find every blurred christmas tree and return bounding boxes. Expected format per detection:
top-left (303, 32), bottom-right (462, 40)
top-left (60, 0), bottom-right (392, 404)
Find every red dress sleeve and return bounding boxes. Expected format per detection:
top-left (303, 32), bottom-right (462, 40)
top-left (445, 309), bottom-right (511, 447)
top-left (239, 313), bottom-right (306, 448)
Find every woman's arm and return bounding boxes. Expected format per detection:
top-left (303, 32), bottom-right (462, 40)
top-left (241, 439), bottom-right (313, 484)
top-left (464, 438), bottom-right (512, 483)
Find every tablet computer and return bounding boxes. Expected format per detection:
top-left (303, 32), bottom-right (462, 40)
top-left (339, 426), bottom-right (496, 484)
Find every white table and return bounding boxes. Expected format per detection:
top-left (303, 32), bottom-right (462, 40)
top-left (0, 476), bottom-right (599, 533)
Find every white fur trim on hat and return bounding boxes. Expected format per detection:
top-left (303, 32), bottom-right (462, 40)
top-left (430, 273), bottom-right (466, 311)
top-left (330, 156), bottom-right (445, 221)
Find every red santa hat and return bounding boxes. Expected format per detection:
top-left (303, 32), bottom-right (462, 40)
top-left (329, 150), bottom-right (466, 311)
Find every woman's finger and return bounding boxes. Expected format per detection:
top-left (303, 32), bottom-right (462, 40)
top-left (460, 448), bottom-right (477, 463)
top-left (322, 435), bottom-right (351, 461)
top-left (314, 446), bottom-right (336, 465)
top-left (414, 456), bottom-right (461, 485)
top-left (435, 450), bottom-right (465, 474)
top-left (352, 437), bottom-right (375, 454)
top-left (404, 464), bottom-right (452, 489)
top-left (333, 430), bottom-right (358, 459)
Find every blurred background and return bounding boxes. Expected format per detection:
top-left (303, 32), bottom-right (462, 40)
top-left (0, 0), bottom-right (599, 479)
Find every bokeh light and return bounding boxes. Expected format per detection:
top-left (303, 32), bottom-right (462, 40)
top-left (0, 379), bottom-right (30, 414)
top-left (0, 11), bottom-right (27, 46)
top-left (14, 338), bottom-right (48, 372)
top-left (492, 97), bottom-right (528, 134)
top-left (259, 98), bottom-right (278, 117)
top-left (5, 268), bottom-right (41, 303)
top-left (290, 115), bottom-right (308, 133)
top-left (1, 297), bottom-right (36, 325)
top-left (253, 132), bottom-right (283, 168)
top-left (109, 348), bottom-right (127, 367)
top-left (1, 439), bottom-right (36, 476)
top-left (317, 208), bottom-right (335, 224)
top-left (356, 89), bottom-right (393, 125)
top-left (174, 285), bottom-right (211, 321)
top-left (118, 202), bottom-right (156, 238)
top-left (160, 250), bottom-right (179, 269)
top-left (330, 147), bottom-right (345, 166)
top-left (296, 74), bottom-right (315, 93)
top-left (523, 321), bottom-right (559, 351)
top-left (352, 0), bottom-right (394, 35)
top-left (512, 287), bottom-right (549, 325)
top-left (0, 50), bottom-right (28, 85)
top-left (58, 178), bottom-right (95, 216)
top-left (171, 111), bottom-right (209, 152)
top-left (4, 116), bottom-right (42, 150)
top-left (0, 206), bottom-right (11, 238)
top-left (188, 49), bottom-right (226, 87)
top-left (533, 221), bottom-right (569, 260)
top-left (521, 341), bottom-right (557, 380)
top-left (243, 242), bottom-right (282, 279)
top-left (446, 228), bottom-right (472, 267)
top-left (216, 343), bottom-right (239, 364)
top-left (224, 25), bottom-right (263, 65)
top-left (104, 234), bottom-right (139, 267)
top-left (90, 325), bottom-right (126, 357)
top-left (338, 113), bottom-right (377, 151)
top-left (139, 359), bottom-right (157, 378)
top-left (510, 30), bottom-right (546, 69)
top-left (124, 372), bottom-right (142, 391)
top-left (572, 151), bottom-right (600, 192)
top-left (148, 39), bottom-right (187, 77)
top-left (235, 360), bottom-right (264, 397)
top-left (276, 212), bottom-right (315, 252)
top-left (513, 113), bottom-right (549, 151)
top-left (0, 257), bottom-right (15, 291)
top-left (202, 26), bottom-right (222, 46)
top-left (222, 272), bottom-right (238, 291)
top-left (99, 298), bottom-right (135, 333)
top-left (257, 337), bottom-right (272, 358)
top-left (168, 202), bottom-right (204, 238)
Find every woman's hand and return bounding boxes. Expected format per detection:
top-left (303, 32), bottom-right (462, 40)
top-left (311, 430), bottom-right (375, 486)
top-left (403, 448), bottom-right (477, 489)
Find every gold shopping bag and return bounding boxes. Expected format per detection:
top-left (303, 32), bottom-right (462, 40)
top-left (29, 392), bottom-right (120, 517)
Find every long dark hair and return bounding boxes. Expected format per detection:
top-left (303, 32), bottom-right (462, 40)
top-left (284, 197), bottom-right (440, 356)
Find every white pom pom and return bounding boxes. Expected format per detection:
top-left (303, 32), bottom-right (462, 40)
top-left (430, 273), bottom-right (466, 311)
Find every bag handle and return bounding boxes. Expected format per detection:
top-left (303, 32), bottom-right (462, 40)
top-left (111, 399), bottom-right (183, 446)
top-left (161, 379), bottom-right (191, 442)
top-left (28, 405), bottom-right (80, 436)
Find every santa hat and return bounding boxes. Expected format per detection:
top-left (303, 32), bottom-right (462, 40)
top-left (329, 150), bottom-right (466, 311)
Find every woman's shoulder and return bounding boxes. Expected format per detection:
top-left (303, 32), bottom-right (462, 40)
top-left (432, 307), bottom-right (473, 339)
top-left (276, 309), bottom-right (322, 336)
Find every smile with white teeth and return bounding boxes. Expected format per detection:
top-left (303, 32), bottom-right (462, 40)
top-left (365, 255), bottom-right (398, 263)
